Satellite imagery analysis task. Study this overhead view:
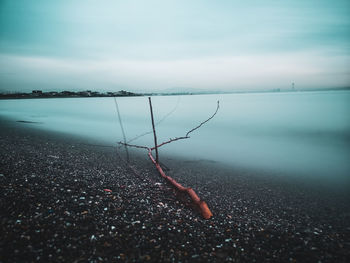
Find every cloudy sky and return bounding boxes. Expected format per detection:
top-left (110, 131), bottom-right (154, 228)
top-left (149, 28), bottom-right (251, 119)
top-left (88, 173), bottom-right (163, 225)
top-left (0, 0), bottom-right (349, 93)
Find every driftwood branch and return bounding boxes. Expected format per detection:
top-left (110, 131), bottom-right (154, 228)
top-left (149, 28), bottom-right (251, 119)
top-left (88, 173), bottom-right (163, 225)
top-left (116, 98), bottom-right (219, 220)
top-left (147, 149), bottom-right (213, 219)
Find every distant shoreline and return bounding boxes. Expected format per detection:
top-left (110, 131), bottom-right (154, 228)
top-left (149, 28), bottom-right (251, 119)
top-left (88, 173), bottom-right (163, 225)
top-left (0, 89), bottom-right (142, 100)
top-left (1, 87), bottom-right (349, 100)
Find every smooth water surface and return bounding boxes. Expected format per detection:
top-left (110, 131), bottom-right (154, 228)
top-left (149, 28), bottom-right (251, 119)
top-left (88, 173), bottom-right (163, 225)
top-left (1, 91), bottom-right (349, 186)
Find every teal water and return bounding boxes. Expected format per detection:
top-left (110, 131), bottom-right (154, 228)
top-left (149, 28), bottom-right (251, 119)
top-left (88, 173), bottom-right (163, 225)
top-left (1, 91), bottom-right (349, 186)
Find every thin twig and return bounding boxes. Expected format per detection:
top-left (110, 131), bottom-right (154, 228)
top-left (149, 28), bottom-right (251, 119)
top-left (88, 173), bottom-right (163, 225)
top-left (148, 97), bottom-right (159, 163)
top-left (122, 97), bottom-right (181, 146)
top-left (186, 100), bottom-right (220, 137)
top-left (153, 100), bottom-right (220, 149)
top-left (120, 99), bottom-right (220, 152)
top-left (156, 96), bottom-right (181, 126)
top-left (118, 142), bottom-right (149, 150)
top-left (122, 131), bottom-right (153, 147)
top-left (151, 136), bottom-right (189, 150)
top-left (114, 97), bottom-right (129, 162)
top-left (79, 143), bottom-right (115, 148)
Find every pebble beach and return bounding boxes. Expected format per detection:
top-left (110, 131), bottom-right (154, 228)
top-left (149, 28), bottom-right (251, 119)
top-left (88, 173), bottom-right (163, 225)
top-left (0, 118), bottom-right (349, 262)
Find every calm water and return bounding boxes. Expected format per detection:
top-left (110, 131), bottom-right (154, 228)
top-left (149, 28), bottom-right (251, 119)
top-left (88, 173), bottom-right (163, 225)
top-left (1, 91), bottom-right (349, 186)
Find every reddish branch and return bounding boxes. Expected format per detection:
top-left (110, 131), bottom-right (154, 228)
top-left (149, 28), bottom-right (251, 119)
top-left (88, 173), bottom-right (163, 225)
top-left (118, 98), bottom-right (219, 219)
top-left (148, 148), bottom-right (213, 219)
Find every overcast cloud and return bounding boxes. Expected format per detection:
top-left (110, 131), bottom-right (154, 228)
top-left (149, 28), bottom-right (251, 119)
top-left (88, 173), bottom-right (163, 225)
top-left (0, 0), bottom-right (349, 92)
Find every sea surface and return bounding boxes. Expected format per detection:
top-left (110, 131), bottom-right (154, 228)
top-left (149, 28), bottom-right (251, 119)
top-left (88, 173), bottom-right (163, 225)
top-left (1, 91), bottom-right (349, 187)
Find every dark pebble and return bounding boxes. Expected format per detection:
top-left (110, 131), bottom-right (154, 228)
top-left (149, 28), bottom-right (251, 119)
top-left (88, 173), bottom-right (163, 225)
top-left (0, 120), bottom-right (349, 262)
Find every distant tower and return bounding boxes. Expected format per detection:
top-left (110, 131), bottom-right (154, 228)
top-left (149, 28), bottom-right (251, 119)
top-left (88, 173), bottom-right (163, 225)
top-left (292, 82), bottom-right (295, 91)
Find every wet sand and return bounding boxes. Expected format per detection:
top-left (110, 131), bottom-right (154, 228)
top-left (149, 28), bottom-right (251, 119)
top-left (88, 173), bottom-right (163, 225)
top-left (0, 118), bottom-right (349, 262)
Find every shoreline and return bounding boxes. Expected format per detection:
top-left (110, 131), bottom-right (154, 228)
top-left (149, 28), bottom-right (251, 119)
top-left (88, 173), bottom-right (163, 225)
top-left (1, 118), bottom-right (349, 262)
top-left (1, 87), bottom-right (349, 101)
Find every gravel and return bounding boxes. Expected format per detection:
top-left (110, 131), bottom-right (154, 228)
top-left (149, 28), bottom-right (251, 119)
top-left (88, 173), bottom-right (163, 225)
top-left (0, 120), bottom-right (349, 262)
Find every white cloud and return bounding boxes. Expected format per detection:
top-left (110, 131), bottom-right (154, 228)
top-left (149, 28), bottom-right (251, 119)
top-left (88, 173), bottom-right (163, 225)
top-left (1, 50), bottom-right (349, 92)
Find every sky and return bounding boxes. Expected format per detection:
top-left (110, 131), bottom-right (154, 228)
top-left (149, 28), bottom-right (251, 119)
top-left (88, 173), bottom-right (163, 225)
top-left (0, 0), bottom-right (349, 93)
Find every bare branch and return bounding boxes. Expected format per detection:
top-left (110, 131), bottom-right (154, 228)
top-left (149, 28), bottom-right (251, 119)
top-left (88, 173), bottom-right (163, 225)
top-left (123, 130), bottom-right (153, 146)
top-left (151, 136), bottom-right (189, 150)
top-left (149, 97), bottom-right (159, 163)
top-left (155, 96), bottom-right (181, 126)
top-left (123, 97), bottom-right (181, 145)
top-left (186, 100), bottom-right (220, 137)
top-left (118, 142), bottom-right (149, 150)
top-left (153, 100), bottom-right (220, 149)
top-left (114, 97), bottom-right (129, 162)
top-left (120, 100), bottom-right (220, 153)
top-left (116, 98), bottom-right (218, 219)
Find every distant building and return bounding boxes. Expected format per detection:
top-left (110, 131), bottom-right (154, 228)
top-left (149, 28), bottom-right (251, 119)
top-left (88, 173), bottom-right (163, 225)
top-left (117, 90), bottom-right (135, 96)
top-left (78, 90), bottom-right (92, 96)
top-left (32, 90), bottom-right (42, 94)
top-left (61, 91), bottom-right (76, 96)
top-left (91, 91), bottom-right (100, 96)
